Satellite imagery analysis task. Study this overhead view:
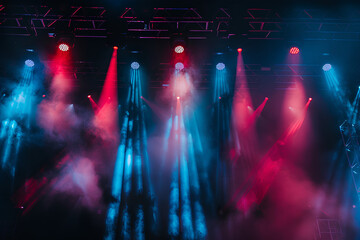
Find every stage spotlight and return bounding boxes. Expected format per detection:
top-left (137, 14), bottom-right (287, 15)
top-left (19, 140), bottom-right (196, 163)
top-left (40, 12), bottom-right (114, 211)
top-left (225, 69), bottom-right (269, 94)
top-left (216, 63), bottom-right (225, 70)
top-left (42, 94), bottom-right (46, 98)
top-left (113, 46), bottom-right (118, 50)
top-left (177, 96), bottom-right (180, 100)
top-left (309, 97), bottom-right (312, 101)
top-left (322, 64), bottom-right (332, 71)
top-left (237, 48), bottom-right (243, 53)
top-left (219, 97), bottom-right (221, 100)
top-left (58, 43), bottom-right (70, 52)
top-left (131, 62), bottom-right (140, 70)
top-left (174, 45), bottom-right (184, 54)
top-left (25, 59), bottom-right (34, 67)
top-left (88, 95), bottom-right (91, 98)
top-left (289, 47), bottom-right (300, 55)
top-left (175, 62), bottom-right (184, 70)
top-left (265, 97), bottom-right (269, 101)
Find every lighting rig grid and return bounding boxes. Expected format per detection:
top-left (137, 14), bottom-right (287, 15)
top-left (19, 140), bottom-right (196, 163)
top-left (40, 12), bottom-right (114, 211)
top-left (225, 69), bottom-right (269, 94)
top-left (340, 120), bottom-right (360, 203)
top-left (1, 5), bottom-right (360, 40)
top-left (315, 217), bottom-right (344, 240)
top-left (0, 6), bottom-right (231, 39)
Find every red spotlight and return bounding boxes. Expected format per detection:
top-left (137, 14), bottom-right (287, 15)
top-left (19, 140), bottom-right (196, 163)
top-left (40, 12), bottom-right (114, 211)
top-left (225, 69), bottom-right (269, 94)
top-left (58, 43), bottom-right (70, 52)
top-left (265, 97), bottom-right (269, 101)
top-left (219, 97), bottom-right (221, 100)
top-left (177, 96), bottom-right (180, 100)
top-left (309, 97), bottom-right (312, 101)
top-left (174, 45), bottom-right (184, 54)
top-left (113, 46), bottom-right (118, 50)
top-left (42, 94), bottom-right (46, 98)
top-left (289, 47), bottom-right (300, 55)
top-left (88, 95), bottom-right (91, 99)
top-left (237, 48), bottom-right (243, 53)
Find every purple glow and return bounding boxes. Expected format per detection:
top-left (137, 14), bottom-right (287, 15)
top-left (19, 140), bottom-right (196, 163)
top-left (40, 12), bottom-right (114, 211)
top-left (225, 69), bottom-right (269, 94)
top-left (175, 62), bottom-right (184, 70)
top-left (216, 63), bottom-right (225, 70)
top-left (25, 59), bottom-right (34, 67)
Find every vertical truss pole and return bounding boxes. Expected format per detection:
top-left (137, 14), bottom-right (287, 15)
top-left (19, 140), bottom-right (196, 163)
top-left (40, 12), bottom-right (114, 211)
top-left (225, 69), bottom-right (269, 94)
top-left (339, 120), bottom-right (360, 202)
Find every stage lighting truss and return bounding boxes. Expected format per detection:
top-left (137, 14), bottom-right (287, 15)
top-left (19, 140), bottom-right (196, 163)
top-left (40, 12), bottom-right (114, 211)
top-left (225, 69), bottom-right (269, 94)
top-left (340, 120), bottom-right (360, 202)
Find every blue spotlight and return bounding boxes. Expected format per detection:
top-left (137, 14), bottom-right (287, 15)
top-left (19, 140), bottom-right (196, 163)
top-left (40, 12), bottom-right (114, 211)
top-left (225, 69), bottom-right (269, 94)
top-left (131, 62), bottom-right (140, 70)
top-left (175, 62), bottom-right (184, 71)
top-left (322, 63), bottom-right (332, 71)
top-left (216, 63), bottom-right (225, 70)
top-left (25, 59), bottom-right (34, 67)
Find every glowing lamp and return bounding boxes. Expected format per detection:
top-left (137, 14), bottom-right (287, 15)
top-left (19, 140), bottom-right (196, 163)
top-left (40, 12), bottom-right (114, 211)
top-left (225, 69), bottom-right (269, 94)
top-left (309, 97), bottom-right (312, 101)
top-left (131, 62), bottom-right (140, 70)
top-left (113, 46), bottom-right (118, 50)
top-left (216, 63), bottom-right (225, 70)
top-left (58, 43), bottom-right (70, 52)
top-left (237, 48), bottom-right (242, 53)
top-left (289, 47), bottom-right (300, 55)
top-left (42, 94), bottom-right (46, 98)
top-left (175, 62), bottom-right (184, 70)
top-left (265, 97), bottom-right (269, 101)
top-left (87, 95), bottom-right (91, 98)
top-left (25, 59), bottom-right (34, 67)
top-left (177, 96), bottom-right (180, 100)
top-left (322, 64), bottom-right (332, 71)
top-left (174, 45), bottom-right (184, 54)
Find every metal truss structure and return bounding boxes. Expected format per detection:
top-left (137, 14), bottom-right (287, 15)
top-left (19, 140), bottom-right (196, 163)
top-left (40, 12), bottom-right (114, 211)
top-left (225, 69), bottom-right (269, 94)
top-left (0, 6), bottom-right (231, 39)
top-left (244, 8), bottom-right (360, 41)
top-left (1, 5), bottom-right (360, 41)
top-left (315, 217), bottom-right (344, 240)
top-left (339, 120), bottom-right (360, 202)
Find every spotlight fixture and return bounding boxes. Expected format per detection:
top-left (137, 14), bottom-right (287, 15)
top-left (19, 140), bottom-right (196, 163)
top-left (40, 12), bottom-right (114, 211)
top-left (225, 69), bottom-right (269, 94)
top-left (174, 45), bottom-right (184, 54)
top-left (175, 62), bottom-right (184, 71)
top-left (322, 64), bottom-right (332, 71)
top-left (309, 97), bottom-right (312, 101)
top-left (289, 47), bottom-right (300, 55)
top-left (42, 94), bottom-right (46, 98)
top-left (216, 63), bottom-right (225, 70)
top-left (131, 62), bottom-right (140, 70)
top-left (265, 97), bottom-right (269, 101)
top-left (58, 43), bottom-right (70, 52)
top-left (87, 95), bottom-right (91, 98)
top-left (113, 46), bottom-right (118, 50)
top-left (25, 59), bottom-right (34, 67)
top-left (237, 48), bottom-right (243, 53)
top-left (177, 96), bottom-right (180, 100)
